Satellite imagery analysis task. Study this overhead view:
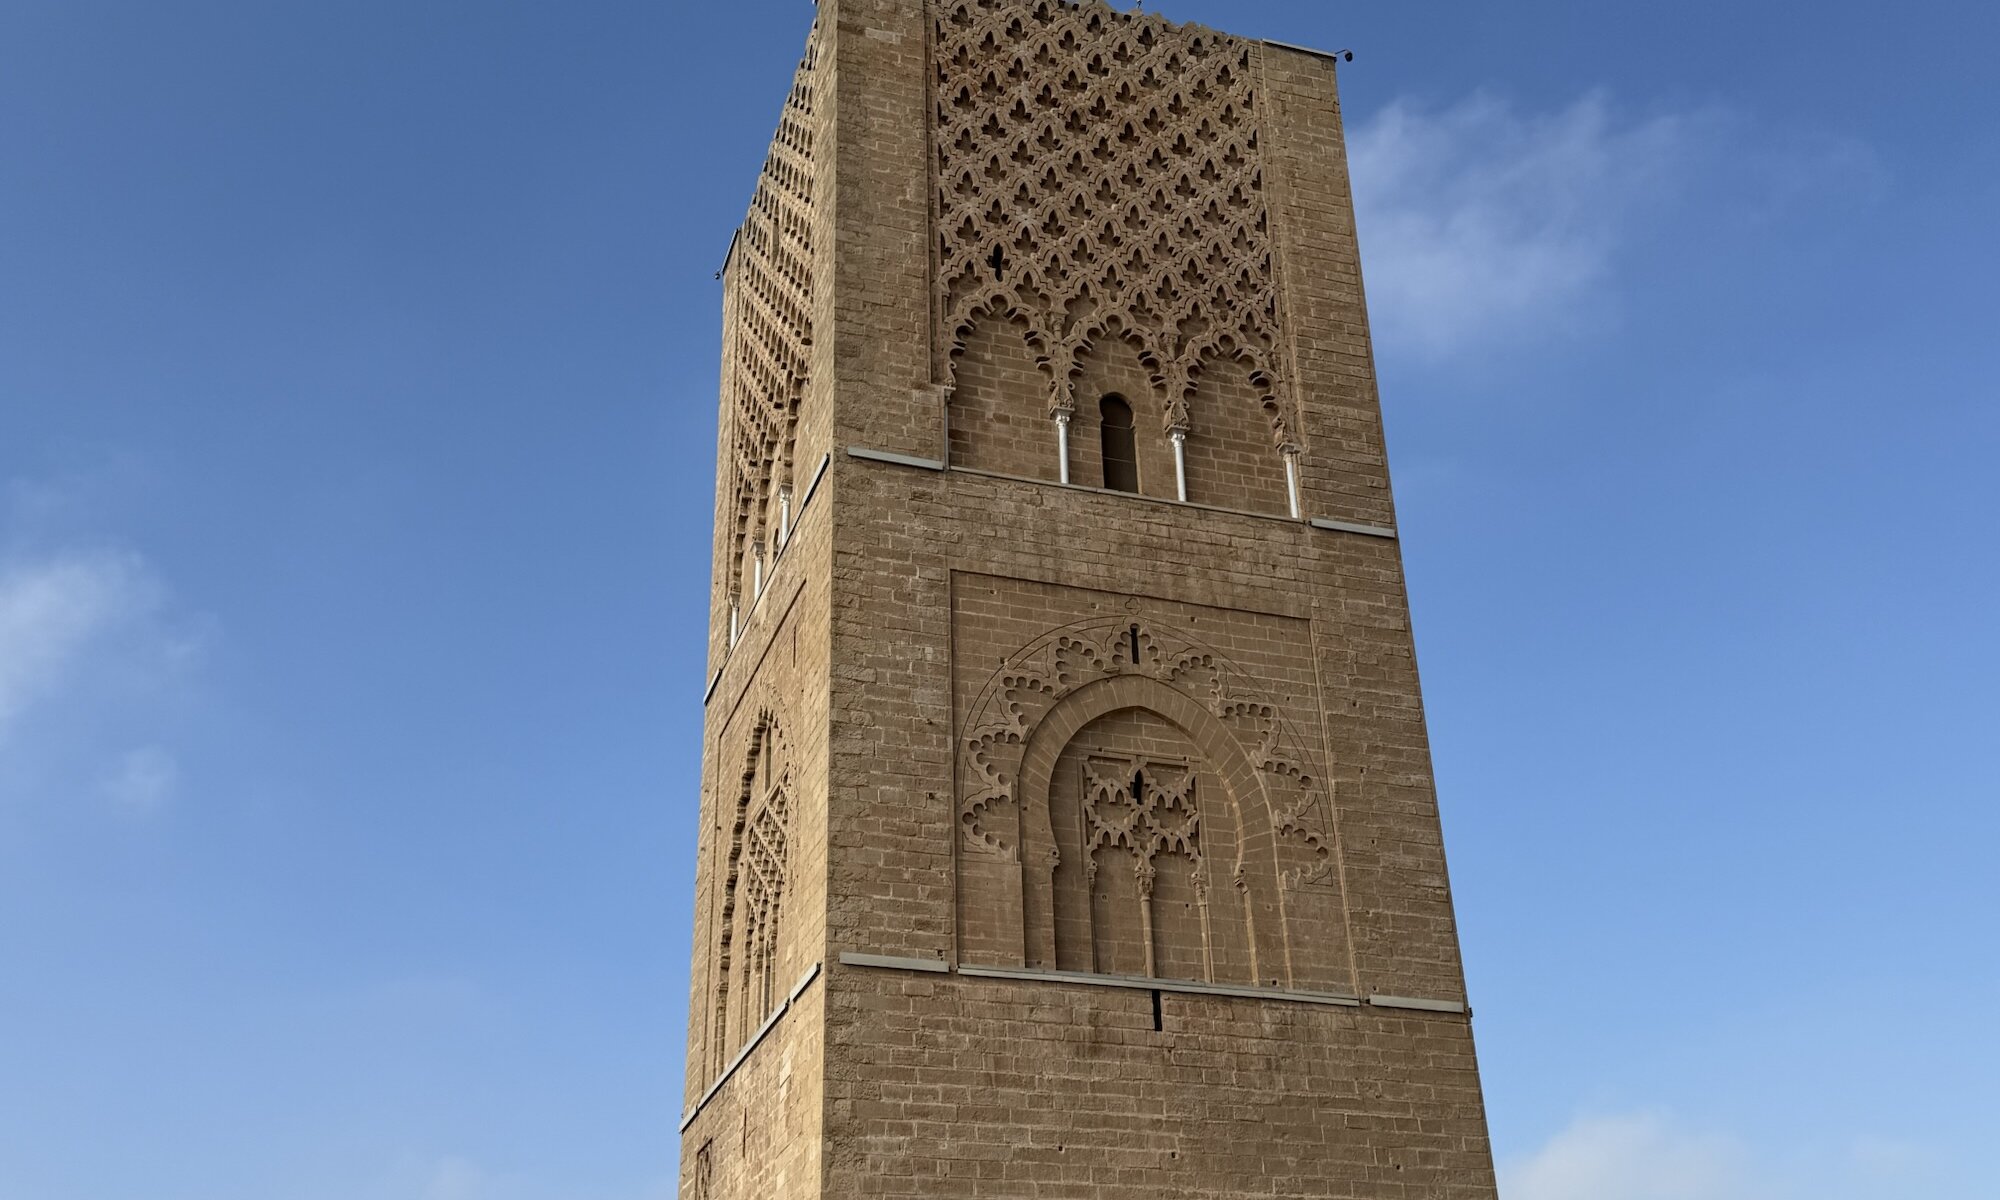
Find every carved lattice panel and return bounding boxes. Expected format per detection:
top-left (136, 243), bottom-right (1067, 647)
top-left (739, 791), bottom-right (790, 1022)
top-left (711, 711), bottom-right (796, 1078)
top-left (721, 19), bottom-right (820, 609)
top-left (1076, 753), bottom-right (1210, 980)
top-left (934, 0), bottom-right (1295, 443)
top-left (1082, 756), bottom-right (1199, 871)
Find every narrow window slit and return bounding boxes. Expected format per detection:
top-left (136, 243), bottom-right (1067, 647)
top-left (1100, 395), bottom-right (1138, 492)
top-left (1151, 989), bottom-right (1164, 1032)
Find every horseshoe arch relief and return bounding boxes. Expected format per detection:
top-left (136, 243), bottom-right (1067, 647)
top-left (953, 580), bottom-right (1352, 995)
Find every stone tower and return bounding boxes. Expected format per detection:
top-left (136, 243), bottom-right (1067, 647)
top-left (679, 1), bottom-right (1499, 1196)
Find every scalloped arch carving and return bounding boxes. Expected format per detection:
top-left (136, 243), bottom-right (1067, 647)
top-left (959, 617), bottom-right (1333, 880)
top-left (935, 0), bottom-right (1298, 447)
top-left (955, 613), bottom-right (1348, 990)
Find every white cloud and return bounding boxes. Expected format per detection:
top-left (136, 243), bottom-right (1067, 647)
top-left (1503, 1113), bottom-right (1763, 1200)
top-left (1347, 92), bottom-right (1700, 361)
top-left (1502, 1112), bottom-right (1973, 1200)
top-left (1346, 92), bottom-right (1886, 367)
top-left (1, 474), bottom-right (205, 814)
top-left (0, 549), bottom-right (156, 741)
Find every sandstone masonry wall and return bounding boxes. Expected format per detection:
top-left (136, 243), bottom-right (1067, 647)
top-left (680, 2), bottom-right (1498, 1196)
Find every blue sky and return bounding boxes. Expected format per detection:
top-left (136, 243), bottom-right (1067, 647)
top-left (2, 1), bottom-right (1996, 1197)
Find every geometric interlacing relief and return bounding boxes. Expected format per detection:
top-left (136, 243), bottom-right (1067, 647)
top-left (1080, 755), bottom-right (1209, 978)
top-left (721, 18), bottom-right (819, 611)
top-left (956, 613), bottom-right (1346, 991)
top-left (709, 708), bottom-right (794, 1080)
top-left (1083, 756), bottom-right (1200, 893)
top-left (935, 0), bottom-right (1298, 445)
top-left (960, 616), bottom-right (1332, 876)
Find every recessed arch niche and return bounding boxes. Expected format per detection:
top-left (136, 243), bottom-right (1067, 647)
top-left (955, 602), bottom-right (1350, 993)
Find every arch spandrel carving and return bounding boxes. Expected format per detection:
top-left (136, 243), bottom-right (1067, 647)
top-left (954, 610), bottom-right (1347, 992)
top-left (934, 0), bottom-right (1301, 448)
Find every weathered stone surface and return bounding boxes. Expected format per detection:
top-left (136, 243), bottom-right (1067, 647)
top-left (679, 3), bottom-right (1497, 1196)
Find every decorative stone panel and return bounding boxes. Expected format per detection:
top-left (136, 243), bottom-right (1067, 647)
top-left (709, 703), bottom-right (796, 1079)
top-left (952, 571), bottom-right (1349, 992)
top-left (719, 18), bottom-right (821, 613)
top-left (934, 0), bottom-right (1299, 448)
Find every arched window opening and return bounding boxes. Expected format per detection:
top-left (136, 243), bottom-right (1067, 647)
top-left (1100, 395), bottom-right (1139, 493)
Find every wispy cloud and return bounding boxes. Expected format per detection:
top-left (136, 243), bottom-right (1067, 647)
top-left (1503, 1112), bottom-right (1965, 1200)
top-left (1348, 92), bottom-right (1697, 362)
top-left (0, 549), bottom-right (158, 740)
top-left (1504, 1113), bottom-right (1763, 1200)
top-left (1346, 92), bottom-right (1885, 367)
top-left (423, 1158), bottom-right (494, 1200)
top-left (102, 744), bottom-right (180, 813)
top-left (0, 474), bottom-right (205, 814)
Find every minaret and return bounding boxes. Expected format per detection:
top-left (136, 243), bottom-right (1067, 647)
top-left (680, 2), bottom-right (1499, 1196)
